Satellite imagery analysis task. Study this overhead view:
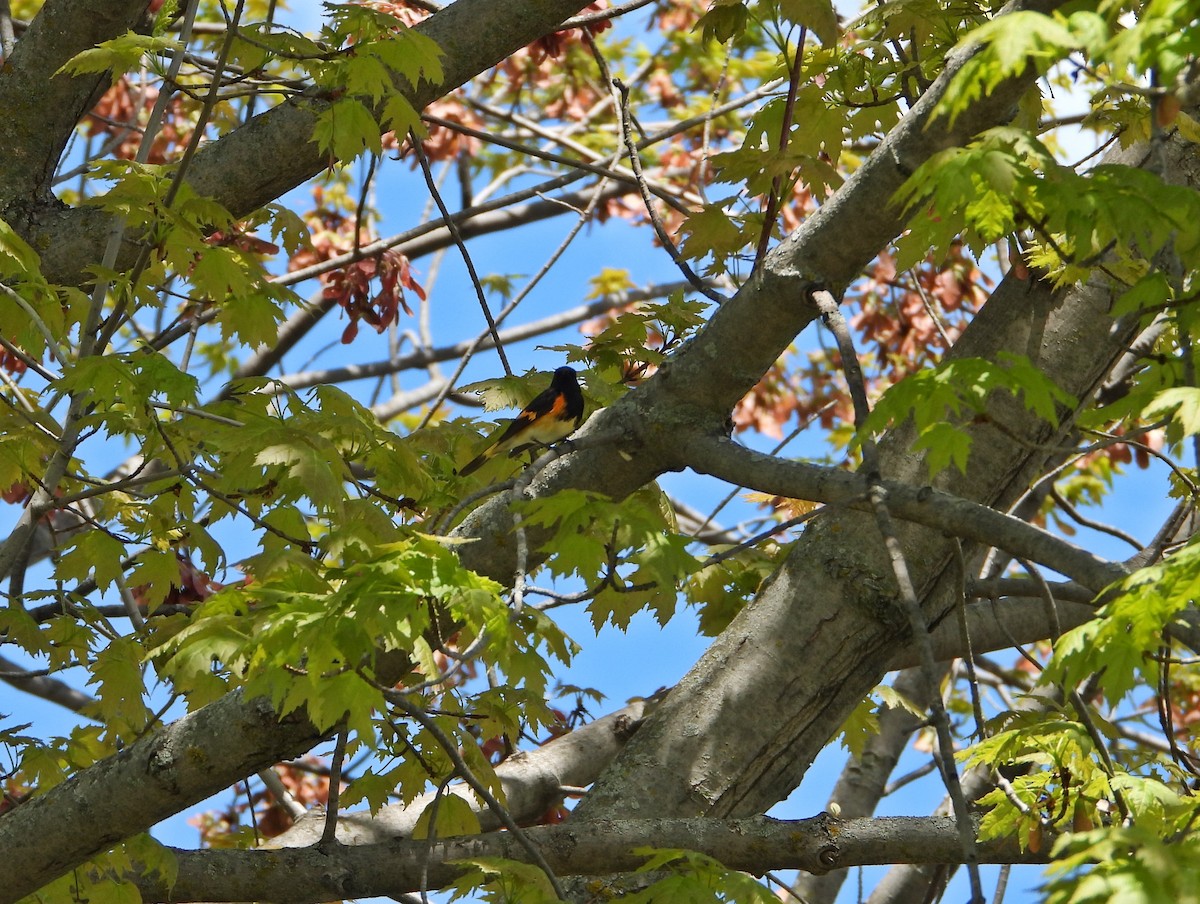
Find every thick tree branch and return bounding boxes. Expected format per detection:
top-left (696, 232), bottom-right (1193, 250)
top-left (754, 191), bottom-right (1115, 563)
top-left (682, 433), bottom-right (1125, 593)
top-left (134, 815), bottom-right (1038, 903)
top-left (0, 689), bottom-right (327, 904)
top-left (268, 695), bottom-right (658, 847)
top-left (16, 0), bottom-right (601, 287)
top-left (0, 0), bottom-right (149, 207)
top-left (896, 597), bottom-right (1096, 669)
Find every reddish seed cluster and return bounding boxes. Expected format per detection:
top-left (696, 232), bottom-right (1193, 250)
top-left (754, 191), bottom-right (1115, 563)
top-left (0, 346), bottom-right (26, 375)
top-left (324, 247), bottom-right (426, 344)
top-left (85, 79), bottom-right (193, 164)
top-left (190, 758), bottom-right (332, 844)
top-left (288, 200), bottom-right (426, 344)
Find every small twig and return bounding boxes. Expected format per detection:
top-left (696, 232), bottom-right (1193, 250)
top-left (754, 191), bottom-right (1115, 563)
top-left (318, 726), bottom-right (349, 848)
top-left (991, 861), bottom-right (1011, 904)
top-left (992, 770), bottom-right (1035, 817)
top-left (811, 287), bottom-right (984, 903)
top-left (505, 437), bottom-right (606, 612)
top-left (510, 497), bottom-right (531, 614)
top-left (753, 26), bottom-right (807, 270)
top-left (0, 283), bottom-right (66, 366)
top-left (697, 54), bottom-right (730, 205)
top-left (953, 540), bottom-right (987, 741)
top-left (560, 0), bottom-right (656, 28)
top-left (1126, 500), bottom-right (1195, 571)
top-left (1017, 558), bottom-right (1061, 644)
top-left (384, 690), bottom-right (566, 900)
top-left (241, 0), bottom-right (280, 122)
top-left (437, 479), bottom-right (516, 535)
top-left (907, 267), bottom-right (955, 349)
top-left (113, 571), bottom-right (147, 632)
top-left (882, 758), bottom-right (938, 796)
top-left (700, 507), bottom-right (832, 568)
top-left (257, 767), bottom-right (307, 821)
top-left (418, 781), bottom-right (451, 904)
top-left (353, 152), bottom-right (379, 260)
top-left (0, 333), bottom-right (56, 381)
top-left (0, 0), bottom-right (14, 58)
top-left (613, 78), bottom-right (722, 305)
top-left (1049, 486), bottom-right (1142, 551)
top-left (1066, 685), bottom-right (1132, 823)
top-left (408, 130), bottom-right (511, 377)
top-left (1155, 644), bottom-right (1200, 778)
top-left (241, 770), bottom-right (263, 846)
top-left (591, 51), bottom-right (723, 304)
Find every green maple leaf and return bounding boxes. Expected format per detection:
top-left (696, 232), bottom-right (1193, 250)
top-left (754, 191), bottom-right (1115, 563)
top-left (86, 637), bottom-right (153, 740)
top-left (55, 531), bottom-right (127, 593)
top-left (256, 432), bottom-right (346, 512)
top-left (313, 98), bottom-right (382, 162)
top-left (778, 0), bottom-right (840, 43)
top-left (218, 288), bottom-right (286, 348)
top-left (678, 203), bottom-right (748, 262)
top-left (55, 33), bottom-right (183, 84)
top-left (412, 794), bottom-right (482, 840)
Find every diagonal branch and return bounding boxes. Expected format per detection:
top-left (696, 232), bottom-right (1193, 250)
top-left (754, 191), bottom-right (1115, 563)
top-left (16, 0), bottom-right (604, 287)
top-left (268, 695), bottom-right (658, 847)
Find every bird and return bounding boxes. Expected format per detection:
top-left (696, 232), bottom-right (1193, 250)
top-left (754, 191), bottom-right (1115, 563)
top-left (458, 367), bottom-right (585, 476)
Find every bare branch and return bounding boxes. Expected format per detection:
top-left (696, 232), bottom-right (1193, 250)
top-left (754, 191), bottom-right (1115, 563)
top-left (682, 433), bottom-right (1124, 593)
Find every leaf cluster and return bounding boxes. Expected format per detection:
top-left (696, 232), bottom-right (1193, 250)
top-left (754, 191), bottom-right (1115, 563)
top-left (520, 486), bottom-right (700, 631)
top-left (939, 4), bottom-right (1200, 126)
top-left (859, 352), bottom-right (1075, 476)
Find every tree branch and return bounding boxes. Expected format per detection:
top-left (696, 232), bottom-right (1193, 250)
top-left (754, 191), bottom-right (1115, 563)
top-left (0, 0), bottom-right (150, 206)
top-left (135, 815), bottom-right (1039, 903)
top-left (16, 0), bottom-right (604, 287)
top-left (0, 689), bottom-right (328, 904)
top-left (682, 433), bottom-right (1125, 593)
top-left (268, 695), bottom-right (658, 847)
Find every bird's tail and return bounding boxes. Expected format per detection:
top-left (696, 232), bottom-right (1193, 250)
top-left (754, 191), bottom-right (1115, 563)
top-left (457, 446), bottom-right (495, 477)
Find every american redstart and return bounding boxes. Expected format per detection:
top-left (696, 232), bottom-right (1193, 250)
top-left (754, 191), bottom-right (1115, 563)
top-left (458, 367), bottom-right (585, 476)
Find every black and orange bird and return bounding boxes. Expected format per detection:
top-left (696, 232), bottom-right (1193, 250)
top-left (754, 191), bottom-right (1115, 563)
top-left (458, 367), bottom-right (585, 476)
